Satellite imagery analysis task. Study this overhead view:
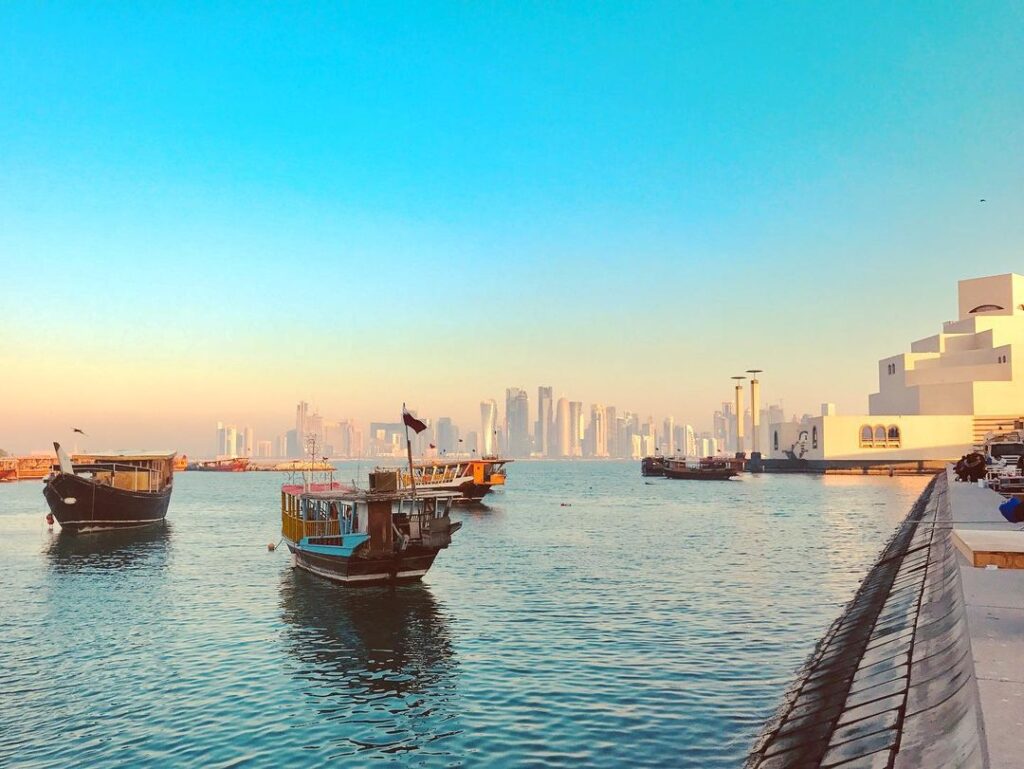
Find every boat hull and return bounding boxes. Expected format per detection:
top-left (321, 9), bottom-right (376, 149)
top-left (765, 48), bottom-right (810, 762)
top-left (43, 472), bottom-right (172, 532)
top-left (287, 543), bottom-right (442, 586)
top-left (663, 468), bottom-right (738, 480)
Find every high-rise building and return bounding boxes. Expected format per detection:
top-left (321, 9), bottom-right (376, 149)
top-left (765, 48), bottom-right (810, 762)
top-left (569, 401), bottom-right (583, 457)
top-left (225, 425), bottom-right (238, 457)
top-left (243, 426), bottom-right (255, 457)
top-left (555, 397), bottom-right (571, 457)
top-left (684, 424), bottom-right (697, 456)
top-left (480, 400), bottom-right (498, 456)
top-left (662, 416), bottom-right (675, 456)
top-left (605, 406), bottom-right (617, 458)
top-left (465, 430), bottom-right (479, 455)
top-left (436, 417), bottom-right (458, 454)
top-left (295, 401), bottom-right (309, 441)
top-left (536, 386), bottom-right (553, 457)
top-left (276, 433), bottom-right (288, 458)
top-left (505, 387), bottom-right (531, 457)
top-left (216, 422), bottom-right (227, 456)
top-left (256, 440), bottom-right (273, 458)
top-left (588, 404), bottom-right (608, 457)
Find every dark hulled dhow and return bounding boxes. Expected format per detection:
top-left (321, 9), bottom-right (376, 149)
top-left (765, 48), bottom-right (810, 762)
top-left (43, 444), bottom-right (175, 532)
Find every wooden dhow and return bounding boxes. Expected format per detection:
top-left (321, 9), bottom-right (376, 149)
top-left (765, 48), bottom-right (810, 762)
top-left (663, 456), bottom-right (743, 481)
top-left (280, 471), bottom-right (462, 585)
top-left (43, 443), bottom-right (175, 532)
top-left (387, 457), bottom-right (511, 502)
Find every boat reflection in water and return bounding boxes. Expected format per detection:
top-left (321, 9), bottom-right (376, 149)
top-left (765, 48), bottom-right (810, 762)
top-left (45, 522), bottom-right (172, 573)
top-left (278, 569), bottom-right (462, 756)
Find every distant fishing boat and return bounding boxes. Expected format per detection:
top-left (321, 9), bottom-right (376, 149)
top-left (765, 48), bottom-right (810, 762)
top-left (387, 456), bottom-right (511, 502)
top-left (43, 443), bottom-right (175, 532)
top-left (663, 456), bottom-right (742, 481)
top-left (280, 472), bottom-right (462, 585)
top-left (640, 456), bottom-right (666, 477)
top-left (188, 457), bottom-right (249, 472)
top-left (0, 457), bottom-right (17, 482)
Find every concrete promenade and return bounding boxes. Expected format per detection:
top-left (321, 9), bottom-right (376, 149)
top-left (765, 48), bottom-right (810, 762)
top-left (746, 468), bottom-right (1024, 769)
top-left (948, 470), bottom-right (1024, 769)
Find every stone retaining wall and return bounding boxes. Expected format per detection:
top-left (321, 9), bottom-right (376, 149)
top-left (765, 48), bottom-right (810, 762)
top-left (746, 472), bottom-right (987, 768)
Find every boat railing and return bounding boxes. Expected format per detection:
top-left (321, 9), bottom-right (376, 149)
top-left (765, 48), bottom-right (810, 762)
top-left (71, 462), bottom-right (164, 492)
top-left (281, 510), bottom-right (341, 542)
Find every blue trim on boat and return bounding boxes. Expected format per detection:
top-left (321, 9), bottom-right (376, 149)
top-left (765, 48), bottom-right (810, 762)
top-left (297, 533), bottom-right (370, 557)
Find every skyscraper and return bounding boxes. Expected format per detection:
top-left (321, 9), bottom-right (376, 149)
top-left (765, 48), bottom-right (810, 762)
top-left (605, 406), bottom-right (617, 458)
top-left (436, 417), bottom-right (457, 454)
top-left (243, 426), bottom-right (255, 457)
top-left (225, 425), bottom-right (238, 457)
top-left (536, 386), bottom-right (553, 457)
top-left (588, 404), bottom-right (608, 457)
top-left (505, 387), bottom-right (530, 457)
top-left (555, 397), bottom-right (571, 457)
top-left (684, 424), bottom-right (697, 456)
top-left (216, 421), bottom-right (227, 456)
top-left (480, 400), bottom-right (498, 456)
top-left (569, 401), bottom-right (583, 457)
top-left (663, 416), bottom-right (675, 456)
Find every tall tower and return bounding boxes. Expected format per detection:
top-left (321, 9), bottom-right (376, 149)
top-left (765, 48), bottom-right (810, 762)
top-left (555, 397), bottom-right (571, 457)
top-left (480, 400), bottom-right (498, 456)
top-left (536, 386), bottom-right (553, 456)
top-left (747, 370), bottom-right (763, 456)
top-left (569, 401), bottom-right (583, 457)
top-left (731, 376), bottom-right (747, 456)
top-left (505, 387), bottom-right (530, 457)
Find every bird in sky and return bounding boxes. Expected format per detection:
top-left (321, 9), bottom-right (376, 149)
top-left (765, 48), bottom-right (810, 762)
top-left (72, 427), bottom-right (88, 436)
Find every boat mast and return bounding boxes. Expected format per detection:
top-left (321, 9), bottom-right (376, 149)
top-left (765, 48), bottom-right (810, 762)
top-left (403, 402), bottom-right (418, 499)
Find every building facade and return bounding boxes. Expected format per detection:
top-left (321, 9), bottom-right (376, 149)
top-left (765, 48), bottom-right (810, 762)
top-left (768, 273), bottom-right (1024, 469)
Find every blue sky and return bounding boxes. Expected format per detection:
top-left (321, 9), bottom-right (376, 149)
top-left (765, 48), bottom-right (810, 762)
top-left (1, 2), bottom-right (1022, 453)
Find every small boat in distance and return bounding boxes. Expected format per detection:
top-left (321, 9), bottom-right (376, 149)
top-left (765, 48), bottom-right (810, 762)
top-left (663, 456), bottom-right (743, 481)
top-left (0, 457), bottom-right (17, 482)
top-left (43, 444), bottom-right (175, 532)
top-left (280, 470), bottom-right (462, 585)
top-left (387, 456), bottom-right (511, 502)
top-left (641, 456), bottom-right (666, 477)
top-left (188, 457), bottom-right (250, 472)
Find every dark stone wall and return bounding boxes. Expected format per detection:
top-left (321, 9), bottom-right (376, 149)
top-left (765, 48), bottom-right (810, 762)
top-left (746, 473), bottom-right (987, 768)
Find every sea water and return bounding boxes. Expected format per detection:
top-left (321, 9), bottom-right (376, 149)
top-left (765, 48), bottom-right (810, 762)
top-left (0, 462), bottom-right (927, 768)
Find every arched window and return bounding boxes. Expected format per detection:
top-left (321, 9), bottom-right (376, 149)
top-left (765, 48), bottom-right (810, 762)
top-left (874, 425), bottom-right (886, 444)
top-left (860, 425), bottom-right (873, 447)
top-left (773, 431), bottom-right (779, 451)
top-left (812, 426), bottom-right (818, 449)
top-left (969, 304), bottom-right (1004, 313)
top-left (887, 425), bottom-right (900, 446)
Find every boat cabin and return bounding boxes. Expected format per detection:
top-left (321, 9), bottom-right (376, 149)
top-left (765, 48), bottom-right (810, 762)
top-left (281, 475), bottom-right (461, 556)
top-left (66, 452), bottom-right (176, 493)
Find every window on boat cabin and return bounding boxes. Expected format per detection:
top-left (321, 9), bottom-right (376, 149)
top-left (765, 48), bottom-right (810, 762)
top-left (811, 426), bottom-right (818, 449)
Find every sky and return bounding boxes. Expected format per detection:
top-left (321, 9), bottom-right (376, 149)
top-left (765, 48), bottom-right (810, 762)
top-left (1, 2), bottom-right (1022, 455)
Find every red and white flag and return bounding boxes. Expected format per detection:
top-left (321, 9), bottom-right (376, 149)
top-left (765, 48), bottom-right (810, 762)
top-left (402, 407), bottom-right (427, 434)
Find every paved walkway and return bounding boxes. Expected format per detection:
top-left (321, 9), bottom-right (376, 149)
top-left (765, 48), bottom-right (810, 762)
top-left (947, 470), bottom-right (1024, 769)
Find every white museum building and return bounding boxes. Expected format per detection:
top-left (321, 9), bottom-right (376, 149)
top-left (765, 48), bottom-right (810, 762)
top-left (768, 273), bottom-right (1024, 468)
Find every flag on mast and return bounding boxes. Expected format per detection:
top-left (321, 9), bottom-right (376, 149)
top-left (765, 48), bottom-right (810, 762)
top-left (402, 408), bottom-right (427, 434)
